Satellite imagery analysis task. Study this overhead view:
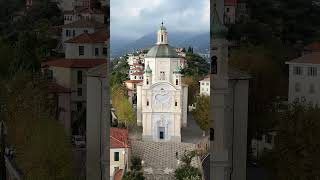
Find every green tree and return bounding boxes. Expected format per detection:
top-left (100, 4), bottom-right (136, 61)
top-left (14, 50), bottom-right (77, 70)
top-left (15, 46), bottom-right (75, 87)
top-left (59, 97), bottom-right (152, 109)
top-left (0, 72), bottom-right (74, 179)
top-left (182, 76), bottom-right (199, 106)
top-left (175, 150), bottom-right (201, 180)
top-left (192, 95), bottom-right (210, 136)
top-left (122, 170), bottom-right (145, 180)
top-left (183, 52), bottom-right (210, 77)
top-left (261, 101), bottom-right (320, 180)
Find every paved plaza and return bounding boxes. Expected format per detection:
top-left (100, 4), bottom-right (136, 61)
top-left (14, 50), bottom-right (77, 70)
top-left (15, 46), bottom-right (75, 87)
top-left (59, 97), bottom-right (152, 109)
top-left (128, 113), bottom-right (208, 179)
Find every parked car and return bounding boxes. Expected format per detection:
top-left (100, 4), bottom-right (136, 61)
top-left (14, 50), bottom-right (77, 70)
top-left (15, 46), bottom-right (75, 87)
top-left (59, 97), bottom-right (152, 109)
top-left (72, 135), bottom-right (86, 148)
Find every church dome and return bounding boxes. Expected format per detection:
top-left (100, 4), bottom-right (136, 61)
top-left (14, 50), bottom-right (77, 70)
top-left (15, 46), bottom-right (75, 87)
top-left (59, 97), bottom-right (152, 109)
top-left (146, 44), bottom-right (179, 58)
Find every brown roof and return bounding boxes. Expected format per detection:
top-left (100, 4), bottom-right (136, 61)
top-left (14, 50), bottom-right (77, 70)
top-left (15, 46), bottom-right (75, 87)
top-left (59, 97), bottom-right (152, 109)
top-left (114, 169), bottom-right (124, 180)
top-left (304, 42), bottom-right (320, 52)
top-left (61, 19), bottom-right (105, 29)
top-left (225, 0), bottom-right (237, 6)
top-left (47, 82), bottom-right (71, 93)
top-left (287, 53), bottom-right (320, 65)
top-left (42, 59), bottom-right (106, 68)
top-left (125, 80), bottom-right (143, 83)
top-left (110, 128), bottom-right (129, 148)
top-left (65, 29), bottom-right (109, 43)
top-left (131, 72), bottom-right (144, 76)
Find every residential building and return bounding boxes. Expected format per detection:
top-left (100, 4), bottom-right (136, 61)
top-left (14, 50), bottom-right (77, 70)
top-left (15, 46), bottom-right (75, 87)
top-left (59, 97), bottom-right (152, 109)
top-left (63, 7), bottom-right (105, 25)
top-left (60, 19), bottom-right (105, 50)
top-left (224, 0), bottom-right (237, 25)
top-left (199, 76), bottom-right (210, 96)
top-left (110, 128), bottom-right (129, 179)
top-left (42, 29), bottom-right (108, 135)
top-left (251, 132), bottom-right (276, 159)
top-left (136, 24), bottom-right (188, 142)
top-left (286, 53), bottom-right (320, 105)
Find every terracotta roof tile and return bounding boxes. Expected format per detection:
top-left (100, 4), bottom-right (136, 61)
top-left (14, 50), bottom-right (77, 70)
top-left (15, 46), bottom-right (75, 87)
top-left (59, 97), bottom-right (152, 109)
top-left (125, 80), bottom-right (143, 83)
top-left (110, 128), bottom-right (129, 148)
top-left (42, 59), bottom-right (106, 68)
top-left (114, 169), bottom-right (124, 180)
top-left (225, 0), bottom-right (237, 6)
top-left (65, 29), bottom-right (109, 43)
top-left (287, 53), bottom-right (320, 65)
top-left (305, 42), bottom-right (320, 52)
top-left (131, 72), bottom-right (144, 76)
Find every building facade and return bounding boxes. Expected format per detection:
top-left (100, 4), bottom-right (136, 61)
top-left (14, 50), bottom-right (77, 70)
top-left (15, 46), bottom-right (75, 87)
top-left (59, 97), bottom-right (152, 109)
top-left (199, 76), bottom-right (210, 96)
top-left (136, 24), bottom-right (188, 142)
top-left (286, 53), bottom-right (320, 105)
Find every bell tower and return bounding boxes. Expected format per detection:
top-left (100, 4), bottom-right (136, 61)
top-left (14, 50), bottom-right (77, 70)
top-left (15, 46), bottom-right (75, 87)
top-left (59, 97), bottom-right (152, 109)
top-left (211, 0), bottom-right (231, 180)
top-left (156, 22), bottom-right (168, 45)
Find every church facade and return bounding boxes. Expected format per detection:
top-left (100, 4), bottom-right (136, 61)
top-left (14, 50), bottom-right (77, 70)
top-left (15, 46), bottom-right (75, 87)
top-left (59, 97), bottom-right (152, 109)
top-left (136, 24), bottom-right (188, 142)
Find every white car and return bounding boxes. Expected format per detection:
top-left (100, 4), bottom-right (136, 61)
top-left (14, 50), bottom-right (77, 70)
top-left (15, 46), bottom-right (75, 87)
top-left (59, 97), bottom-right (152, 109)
top-left (72, 135), bottom-right (86, 148)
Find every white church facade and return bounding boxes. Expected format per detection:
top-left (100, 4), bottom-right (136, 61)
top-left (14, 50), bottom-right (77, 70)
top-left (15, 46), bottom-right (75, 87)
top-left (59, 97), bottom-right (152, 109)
top-left (136, 24), bottom-right (188, 142)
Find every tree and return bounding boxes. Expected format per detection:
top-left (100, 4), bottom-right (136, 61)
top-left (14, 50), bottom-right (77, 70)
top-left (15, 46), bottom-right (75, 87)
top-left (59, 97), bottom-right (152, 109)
top-left (192, 95), bottom-right (210, 136)
top-left (182, 76), bottom-right (199, 106)
top-left (261, 101), bottom-right (320, 180)
top-left (0, 72), bottom-right (74, 179)
top-left (111, 84), bottom-right (135, 126)
top-left (183, 52), bottom-right (210, 77)
top-left (175, 150), bottom-right (201, 180)
top-left (122, 170), bottom-right (145, 180)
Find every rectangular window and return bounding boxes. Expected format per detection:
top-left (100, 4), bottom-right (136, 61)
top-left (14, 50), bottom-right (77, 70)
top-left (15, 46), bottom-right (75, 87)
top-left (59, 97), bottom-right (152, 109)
top-left (77, 88), bottom-right (82, 96)
top-left (114, 152), bottom-right (119, 161)
top-left (76, 102), bottom-right (82, 111)
top-left (66, 30), bottom-right (70, 37)
top-left (79, 46), bottom-right (84, 56)
top-left (307, 67), bottom-right (317, 76)
top-left (77, 71), bottom-right (82, 84)
top-left (73, 30), bottom-right (75, 37)
top-left (95, 48), bottom-right (99, 56)
top-left (293, 66), bottom-right (302, 75)
top-left (103, 47), bottom-right (108, 55)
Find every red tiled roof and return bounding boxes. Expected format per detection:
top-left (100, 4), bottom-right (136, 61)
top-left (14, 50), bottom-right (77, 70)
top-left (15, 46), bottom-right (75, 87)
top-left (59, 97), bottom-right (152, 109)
top-left (114, 169), bottom-right (124, 180)
top-left (47, 82), bottom-right (71, 93)
top-left (42, 59), bottom-right (106, 68)
top-left (287, 53), bottom-right (320, 64)
top-left (65, 29), bottom-right (109, 43)
top-left (305, 42), bottom-right (320, 51)
top-left (131, 72), bottom-right (144, 76)
top-left (110, 128), bottom-right (129, 148)
top-left (225, 0), bottom-right (237, 6)
top-left (132, 67), bottom-right (143, 71)
top-left (125, 80), bottom-right (143, 83)
top-left (130, 63), bottom-right (143, 66)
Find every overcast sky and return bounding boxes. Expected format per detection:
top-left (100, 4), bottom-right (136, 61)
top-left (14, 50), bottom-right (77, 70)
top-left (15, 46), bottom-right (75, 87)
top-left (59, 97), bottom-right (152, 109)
top-left (111, 0), bottom-right (210, 40)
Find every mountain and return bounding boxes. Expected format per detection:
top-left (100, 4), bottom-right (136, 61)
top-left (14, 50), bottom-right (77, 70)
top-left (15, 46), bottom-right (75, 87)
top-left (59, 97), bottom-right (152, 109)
top-left (111, 31), bottom-right (210, 58)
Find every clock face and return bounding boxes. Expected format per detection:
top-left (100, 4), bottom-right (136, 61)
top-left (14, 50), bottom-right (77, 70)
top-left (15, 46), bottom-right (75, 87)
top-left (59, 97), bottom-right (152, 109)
top-left (155, 94), bottom-right (170, 104)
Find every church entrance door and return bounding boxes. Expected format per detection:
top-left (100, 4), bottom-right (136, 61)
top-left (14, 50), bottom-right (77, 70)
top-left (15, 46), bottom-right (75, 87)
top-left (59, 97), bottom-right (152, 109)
top-left (159, 127), bottom-right (165, 140)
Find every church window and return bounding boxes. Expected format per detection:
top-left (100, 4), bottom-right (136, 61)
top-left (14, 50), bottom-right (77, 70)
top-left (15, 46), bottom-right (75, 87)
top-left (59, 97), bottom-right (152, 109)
top-left (147, 100), bottom-right (149, 106)
top-left (176, 79), bottom-right (179, 85)
top-left (160, 71), bottom-right (165, 80)
top-left (175, 101), bottom-right (178, 106)
top-left (146, 79), bottom-right (149, 85)
top-left (161, 35), bottom-right (163, 42)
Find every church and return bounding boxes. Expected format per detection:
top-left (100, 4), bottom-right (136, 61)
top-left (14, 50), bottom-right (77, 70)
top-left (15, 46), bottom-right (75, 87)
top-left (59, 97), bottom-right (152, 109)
top-left (136, 23), bottom-right (188, 142)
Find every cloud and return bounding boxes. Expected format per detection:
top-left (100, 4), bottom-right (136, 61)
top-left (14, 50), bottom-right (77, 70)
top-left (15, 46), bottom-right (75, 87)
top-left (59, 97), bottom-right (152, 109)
top-left (111, 0), bottom-right (210, 40)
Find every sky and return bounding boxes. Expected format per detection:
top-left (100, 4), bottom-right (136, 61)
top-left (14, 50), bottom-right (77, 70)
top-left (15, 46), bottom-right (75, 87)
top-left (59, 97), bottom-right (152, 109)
top-left (111, 0), bottom-right (210, 40)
